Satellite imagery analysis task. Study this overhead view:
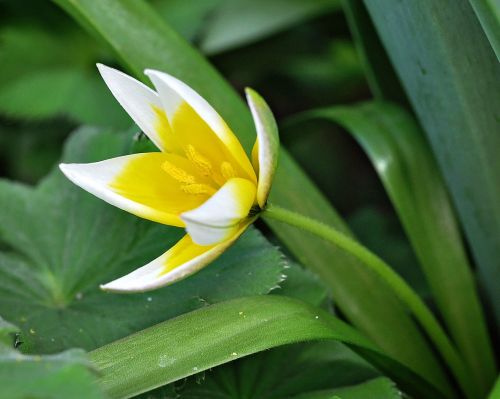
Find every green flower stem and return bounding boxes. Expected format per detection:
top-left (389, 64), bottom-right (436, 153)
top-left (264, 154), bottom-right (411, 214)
top-left (263, 204), bottom-right (475, 399)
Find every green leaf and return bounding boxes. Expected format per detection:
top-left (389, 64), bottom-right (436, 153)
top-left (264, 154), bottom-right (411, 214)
top-left (273, 261), bottom-right (329, 307)
top-left (363, 0), bottom-right (500, 352)
top-left (89, 296), bottom-right (447, 399)
top-left (142, 341), bottom-right (377, 398)
top-left (0, 317), bottom-right (18, 346)
top-left (0, 127), bottom-right (285, 354)
top-left (0, 25), bottom-right (129, 127)
top-left (468, 0), bottom-right (500, 60)
top-left (0, 318), bottom-right (104, 399)
top-left (291, 377), bottom-right (401, 399)
top-left (341, 0), bottom-right (407, 104)
top-left (151, 0), bottom-right (222, 43)
top-left (145, 266), bottom-right (369, 398)
top-left (487, 376), bottom-right (500, 399)
top-left (293, 101), bottom-right (495, 397)
top-left (198, 0), bottom-right (341, 55)
top-left (347, 207), bottom-right (428, 298)
top-left (52, 0), bottom-right (448, 389)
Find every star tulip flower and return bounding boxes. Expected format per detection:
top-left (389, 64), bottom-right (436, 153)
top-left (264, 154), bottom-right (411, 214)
top-left (60, 65), bottom-right (279, 293)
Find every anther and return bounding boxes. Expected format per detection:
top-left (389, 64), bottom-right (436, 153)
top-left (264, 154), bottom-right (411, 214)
top-left (220, 162), bottom-right (236, 180)
top-left (181, 183), bottom-right (217, 195)
top-left (162, 160), bottom-right (195, 184)
top-left (185, 145), bottom-right (213, 176)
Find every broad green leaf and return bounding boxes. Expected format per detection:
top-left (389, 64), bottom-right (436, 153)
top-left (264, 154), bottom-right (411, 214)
top-left (468, 0), bottom-right (500, 60)
top-left (0, 126), bottom-right (285, 353)
top-left (0, 318), bottom-right (104, 399)
top-left (145, 341), bottom-right (377, 399)
top-left (198, 0), bottom-right (341, 55)
top-left (363, 1), bottom-right (500, 355)
top-left (293, 101), bottom-right (495, 397)
top-left (52, 0), bottom-right (448, 386)
top-left (291, 377), bottom-right (400, 399)
top-left (272, 261), bottom-right (329, 307)
top-left (90, 296), bottom-right (448, 399)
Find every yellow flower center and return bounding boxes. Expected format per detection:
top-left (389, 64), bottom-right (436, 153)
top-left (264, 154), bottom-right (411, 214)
top-left (162, 144), bottom-right (238, 196)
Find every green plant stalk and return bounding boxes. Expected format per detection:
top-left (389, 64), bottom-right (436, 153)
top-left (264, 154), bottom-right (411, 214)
top-left (263, 204), bottom-right (474, 399)
top-left (288, 102), bottom-right (496, 399)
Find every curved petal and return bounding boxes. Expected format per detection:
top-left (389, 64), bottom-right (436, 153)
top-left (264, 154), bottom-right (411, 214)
top-left (181, 178), bottom-right (256, 245)
top-left (97, 64), bottom-right (172, 151)
top-left (100, 224), bottom-right (251, 292)
top-left (60, 153), bottom-right (214, 227)
top-left (246, 88), bottom-right (280, 208)
top-left (144, 69), bottom-right (256, 183)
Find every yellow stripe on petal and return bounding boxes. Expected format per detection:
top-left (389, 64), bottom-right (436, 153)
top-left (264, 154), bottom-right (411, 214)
top-left (60, 153), bottom-right (215, 228)
top-left (151, 105), bottom-right (184, 154)
top-left (251, 139), bottom-right (259, 175)
top-left (145, 69), bottom-right (257, 184)
top-left (100, 223), bottom-right (251, 292)
top-left (181, 178), bottom-right (257, 246)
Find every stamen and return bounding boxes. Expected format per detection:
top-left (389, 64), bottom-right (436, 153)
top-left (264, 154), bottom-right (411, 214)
top-left (162, 160), bottom-right (195, 184)
top-left (181, 183), bottom-right (217, 195)
top-left (185, 145), bottom-right (213, 176)
top-left (220, 161), bottom-right (236, 180)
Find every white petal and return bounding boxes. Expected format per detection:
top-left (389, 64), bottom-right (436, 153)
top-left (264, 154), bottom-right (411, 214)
top-left (144, 69), bottom-right (256, 179)
top-left (100, 228), bottom-right (249, 293)
top-left (59, 153), bottom-right (211, 227)
top-left (246, 88), bottom-right (280, 208)
top-left (97, 64), bottom-right (168, 151)
top-left (145, 69), bottom-right (226, 138)
top-left (181, 178), bottom-right (256, 245)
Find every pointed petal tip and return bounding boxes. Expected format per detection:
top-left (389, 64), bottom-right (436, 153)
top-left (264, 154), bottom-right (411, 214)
top-left (244, 87), bottom-right (263, 104)
top-left (96, 63), bottom-right (113, 76)
top-left (59, 162), bottom-right (69, 175)
top-left (144, 68), bottom-right (169, 80)
top-left (144, 69), bottom-right (180, 90)
top-left (99, 279), bottom-right (158, 294)
top-left (143, 68), bottom-right (156, 76)
top-left (244, 86), bottom-right (256, 97)
top-left (59, 163), bottom-right (77, 179)
top-left (99, 282), bottom-right (143, 294)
